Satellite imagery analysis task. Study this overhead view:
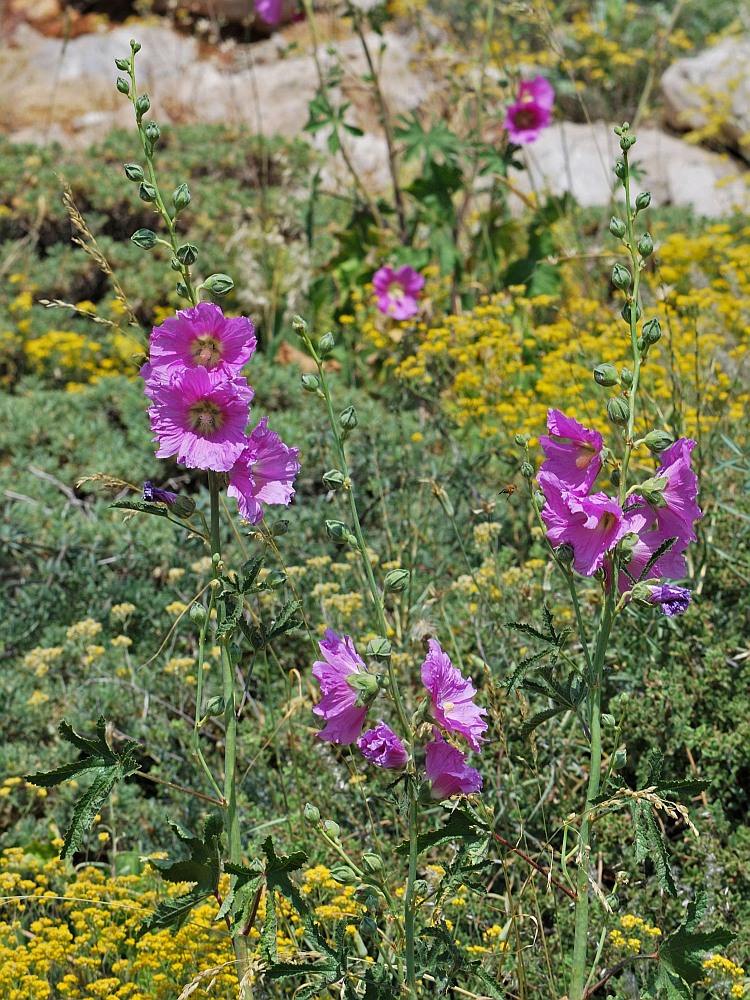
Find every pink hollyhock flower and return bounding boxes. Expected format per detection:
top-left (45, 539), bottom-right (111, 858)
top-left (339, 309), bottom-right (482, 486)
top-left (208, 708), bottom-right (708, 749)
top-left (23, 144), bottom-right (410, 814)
top-left (255, 0), bottom-right (282, 23)
top-left (421, 639), bottom-right (487, 751)
top-left (631, 438), bottom-right (701, 545)
top-left (357, 722), bottom-right (408, 769)
top-left (539, 409), bottom-right (603, 495)
top-left (227, 417), bottom-right (300, 524)
top-left (373, 265), bottom-right (424, 321)
top-left (504, 76), bottom-right (554, 144)
top-left (646, 583), bottom-right (691, 617)
top-left (140, 303), bottom-right (256, 383)
top-left (539, 473), bottom-right (628, 576)
top-left (312, 630), bottom-right (375, 745)
top-left (145, 368), bottom-right (253, 472)
top-left (425, 730), bottom-right (482, 799)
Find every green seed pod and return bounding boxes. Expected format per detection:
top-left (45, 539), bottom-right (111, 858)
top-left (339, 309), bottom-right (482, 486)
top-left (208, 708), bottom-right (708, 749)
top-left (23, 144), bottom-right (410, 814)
top-left (204, 695), bottom-right (225, 717)
top-left (138, 182), bottom-right (157, 203)
top-left (304, 803), bottom-right (320, 824)
top-left (610, 468), bottom-right (621, 488)
top-left (144, 121), bottom-right (161, 146)
top-left (611, 263), bottom-right (631, 291)
top-left (130, 39), bottom-right (141, 53)
top-left (176, 282), bottom-right (190, 300)
top-left (607, 396), bottom-right (630, 426)
top-left (520, 461), bottom-right (534, 478)
top-left (172, 182), bottom-right (191, 214)
top-left (556, 543), bottom-right (575, 564)
top-left (131, 229), bottom-right (158, 249)
top-left (300, 373), bottom-right (320, 392)
top-left (361, 854), bottom-right (384, 876)
top-left (609, 216), bottom-right (627, 238)
top-left (116, 77), bottom-right (130, 95)
top-left (613, 159), bottom-right (627, 180)
top-left (203, 273), bottom-right (234, 296)
top-left (637, 232), bottom-right (654, 258)
top-left (123, 163), bottom-right (144, 182)
top-left (189, 604), bottom-right (207, 627)
top-left (601, 713), bottom-right (616, 729)
top-left (643, 429), bottom-right (673, 453)
top-left (322, 469), bottom-right (346, 491)
top-left (339, 406), bottom-right (358, 431)
top-left (384, 568), bottom-right (410, 593)
top-left (642, 317), bottom-right (661, 344)
top-left (325, 519), bottom-right (352, 545)
top-left (318, 331), bottom-right (335, 356)
top-left (635, 191), bottom-right (651, 211)
top-left (619, 133), bottom-right (636, 152)
top-left (323, 820), bottom-right (340, 839)
top-left (270, 519), bottom-right (289, 537)
top-left (172, 496), bottom-right (196, 517)
top-left (593, 363), bottom-right (620, 387)
top-left (176, 243), bottom-right (199, 266)
top-left (612, 747), bottom-right (627, 770)
top-left (330, 865), bottom-right (358, 886)
top-left (514, 433), bottom-right (529, 446)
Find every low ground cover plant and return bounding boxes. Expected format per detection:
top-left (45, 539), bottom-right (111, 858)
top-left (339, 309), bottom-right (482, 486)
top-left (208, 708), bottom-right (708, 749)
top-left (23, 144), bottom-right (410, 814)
top-left (2, 2), bottom-right (750, 998)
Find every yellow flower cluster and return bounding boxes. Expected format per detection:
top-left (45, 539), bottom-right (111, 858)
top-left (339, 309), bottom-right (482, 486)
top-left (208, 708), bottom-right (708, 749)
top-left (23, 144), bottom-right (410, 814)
top-left (609, 913), bottom-right (662, 955)
top-left (703, 953), bottom-right (746, 996)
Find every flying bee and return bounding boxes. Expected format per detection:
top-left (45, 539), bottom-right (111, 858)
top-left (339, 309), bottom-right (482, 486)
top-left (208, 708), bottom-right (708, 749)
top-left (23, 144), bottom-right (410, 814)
top-left (498, 484), bottom-right (518, 499)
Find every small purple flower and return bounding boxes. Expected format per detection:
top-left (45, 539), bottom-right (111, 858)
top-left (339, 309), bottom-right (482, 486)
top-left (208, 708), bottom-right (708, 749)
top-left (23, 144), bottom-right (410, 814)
top-left (504, 76), bottom-right (554, 144)
top-left (357, 722), bottom-right (408, 769)
top-left (539, 473), bottom-right (628, 576)
top-left (373, 265), bottom-right (424, 321)
top-left (139, 303), bottom-right (256, 383)
top-left (425, 730), bottom-right (482, 799)
top-left (227, 417), bottom-right (300, 525)
top-left (144, 368), bottom-right (253, 472)
top-left (539, 409), bottom-right (603, 495)
top-left (142, 481), bottom-right (178, 506)
top-left (255, 0), bottom-right (282, 23)
top-left (312, 630), bottom-right (372, 745)
top-left (421, 639), bottom-right (487, 751)
top-left (646, 583), bottom-right (692, 617)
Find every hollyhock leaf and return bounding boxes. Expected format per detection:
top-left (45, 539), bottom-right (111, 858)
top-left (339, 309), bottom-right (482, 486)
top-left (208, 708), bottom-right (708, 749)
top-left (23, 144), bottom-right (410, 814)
top-left (394, 808), bottom-right (485, 855)
top-left (421, 639), bottom-right (487, 751)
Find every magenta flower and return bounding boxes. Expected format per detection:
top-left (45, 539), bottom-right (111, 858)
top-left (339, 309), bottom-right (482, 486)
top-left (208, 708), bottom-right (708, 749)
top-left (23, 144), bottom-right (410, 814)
top-left (139, 303), bottom-right (256, 383)
top-left (504, 76), bottom-right (554, 144)
top-left (646, 583), bottom-right (692, 617)
top-left (539, 409), bottom-right (603, 495)
top-left (425, 731), bottom-right (482, 799)
top-left (373, 265), bottom-right (425, 321)
top-left (357, 722), bottom-right (408, 769)
top-left (227, 417), bottom-right (300, 524)
top-left (421, 639), bottom-right (487, 751)
top-left (631, 438), bottom-right (701, 545)
top-left (539, 473), bottom-right (628, 576)
top-left (142, 481), bottom-right (178, 506)
top-left (255, 0), bottom-right (282, 23)
top-left (145, 368), bottom-right (253, 472)
top-left (312, 630), bottom-right (374, 745)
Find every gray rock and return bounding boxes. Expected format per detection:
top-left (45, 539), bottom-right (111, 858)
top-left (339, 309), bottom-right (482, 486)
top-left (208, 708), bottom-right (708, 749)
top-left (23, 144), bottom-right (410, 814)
top-left (512, 122), bottom-right (750, 218)
top-left (661, 35), bottom-right (750, 160)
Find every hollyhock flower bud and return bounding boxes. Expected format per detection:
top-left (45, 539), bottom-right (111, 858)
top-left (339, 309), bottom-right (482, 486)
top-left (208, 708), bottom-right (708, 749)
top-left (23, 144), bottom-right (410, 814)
top-left (611, 263), bottom-right (631, 291)
top-left (609, 216), bottom-right (627, 238)
top-left (637, 232), bottom-right (654, 258)
top-left (323, 469), bottom-right (346, 491)
top-left (171, 182), bottom-right (191, 214)
top-left (384, 569), bottom-right (410, 593)
top-left (424, 731), bottom-right (482, 799)
top-left (593, 363), bottom-right (620, 387)
top-left (123, 163), bottom-right (144, 182)
top-left (313, 630), bottom-right (371, 745)
top-left (301, 373), bottom-right (320, 392)
top-left (373, 265), bottom-right (425, 320)
top-left (643, 430), bottom-right (673, 454)
top-left (323, 820), bottom-right (340, 839)
top-left (642, 318), bottom-right (661, 344)
top-left (635, 475), bottom-right (669, 509)
top-left (635, 191), bottom-right (651, 211)
top-left (131, 229), bottom-right (158, 249)
top-left (318, 332), bottom-right (335, 356)
top-left (357, 722), bottom-right (408, 769)
top-left (330, 866), bottom-right (358, 885)
top-left (116, 77), bottom-right (130, 95)
top-left (607, 397), bottom-right (630, 426)
top-left (366, 636), bottom-right (392, 660)
top-left (539, 409), bottom-right (603, 494)
top-left (504, 76), bottom-right (555, 144)
top-left (203, 273), bottom-right (234, 296)
top-left (304, 803), bottom-right (320, 824)
top-left (421, 639), bottom-right (487, 751)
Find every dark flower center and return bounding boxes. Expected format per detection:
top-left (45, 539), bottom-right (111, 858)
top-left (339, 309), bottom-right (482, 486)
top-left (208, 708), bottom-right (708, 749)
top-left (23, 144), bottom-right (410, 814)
top-left (512, 107), bottom-right (541, 131)
top-left (188, 399), bottom-right (225, 435)
top-left (191, 335), bottom-right (223, 368)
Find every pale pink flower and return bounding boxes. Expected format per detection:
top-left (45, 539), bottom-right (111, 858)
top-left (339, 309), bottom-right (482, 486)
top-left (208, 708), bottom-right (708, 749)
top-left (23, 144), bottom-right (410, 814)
top-left (140, 303), bottom-right (256, 382)
top-left (425, 730), bottom-right (482, 799)
top-left (312, 630), bottom-right (372, 745)
top-left (539, 473), bottom-right (628, 576)
top-left (373, 265), bottom-right (424, 320)
top-left (227, 417), bottom-right (300, 524)
top-left (421, 639), bottom-right (487, 751)
top-left (504, 76), bottom-right (554, 144)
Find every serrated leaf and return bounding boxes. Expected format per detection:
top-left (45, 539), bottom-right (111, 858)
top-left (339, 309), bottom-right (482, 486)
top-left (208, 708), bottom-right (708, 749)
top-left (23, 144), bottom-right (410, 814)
top-left (395, 808), bottom-right (486, 856)
top-left (150, 814), bottom-right (223, 892)
top-left (518, 705), bottom-right (567, 741)
top-left (137, 885), bottom-right (209, 938)
top-left (647, 747), bottom-right (665, 785)
top-left (470, 965), bottom-right (506, 998)
top-left (216, 591), bottom-right (243, 640)
top-left (506, 649), bottom-right (547, 695)
top-left (219, 859), bottom-right (264, 930)
top-left (62, 768), bottom-right (121, 858)
top-left (654, 777), bottom-right (710, 799)
top-left (259, 837), bottom-right (309, 963)
top-left (659, 891), bottom-right (734, 984)
top-left (264, 959), bottom-right (339, 981)
top-left (632, 801), bottom-right (676, 896)
top-left (239, 554), bottom-right (265, 590)
top-left (110, 498), bottom-right (170, 518)
top-left (644, 961), bottom-right (693, 1000)
top-left (639, 536), bottom-right (677, 582)
top-left (505, 619), bottom-right (549, 643)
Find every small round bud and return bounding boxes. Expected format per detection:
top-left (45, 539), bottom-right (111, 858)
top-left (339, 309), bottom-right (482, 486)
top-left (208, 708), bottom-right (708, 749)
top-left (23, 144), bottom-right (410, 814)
top-left (613, 159), bottom-right (626, 180)
top-left (555, 543), bottom-right (575, 564)
top-left (325, 520), bottom-right (354, 545)
top-left (301, 373), bottom-right (320, 392)
top-left (130, 38), bottom-right (142, 53)
top-left (135, 93), bottom-right (151, 120)
top-left (114, 57), bottom-right (130, 71)
top-left (172, 496), bottom-right (196, 517)
top-left (131, 228), bottom-right (158, 249)
top-left (270, 519), bottom-right (290, 537)
top-left (601, 713), bottom-right (616, 729)
top-left (292, 315), bottom-right (308, 336)
top-left (361, 854), bottom-right (384, 876)
top-left (170, 257), bottom-right (182, 271)
top-left (384, 568), bottom-right (410, 593)
top-left (619, 133), bottom-right (636, 152)
top-left (612, 747), bottom-right (627, 770)
top-left (607, 397), bottom-right (630, 426)
top-left (330, 865), bottom-right (358, 886)
top-left (172, 182), bottom-right (191, 214)
top-left (339, 406), bottom-right (358, 431)
top-left (144, 121), bottom-right (161, 145)
top-left (323, 820), bottom-right (340, 839)
top-left (620, 301), bottom-right (641, 325)
top-left (116, 77), bottom-right (130, 95)
top-left (366, 636), bottom-right (392, 660)
top-left (520, 461), bottom-right (534, 478)
top-left (360, 915), bottom-right (378, 937)
top-left (609, 216), bottom-right (627, 238)
top-left (318, 332), bottom-right (335, 356)
top-left (266, 569), bottom-right (287, 589)
top-left (610, 468), bottom-right (621, 488)
top-left (635, 191), bottom-right (651, 211)
top-left (642, 317), bottom-right (661, 344)
top-left (176, 282), bottom-right (190, 300)
top-left (593, 363), bottom-right (620, 387)
top-left (323, 469), bottom-right (346, 491)
top-left (620, 367), bottom-right (633, 388)
top-left (138, 182), bottom-right (157, 203)
top-left (189, 604), bottom-right (208, 627)
top-left (176, 243), bottom-right (199, 266)
top-left (611, 263), bottom-right (631, 291)
top-left (304, 803), bottom-right (320, 824)
top-left (203, 273), bottom-right (234, 296)
top-left (204, 695), bottom-right (225, 717)
top-left (123, 163), bottom-right (144, 182)
top-left (643, 429), bottom-right (673, 454)
top-left (514, 433), bottom-right (530, 446)
top-left (637, 232), bottom-right (654, 258)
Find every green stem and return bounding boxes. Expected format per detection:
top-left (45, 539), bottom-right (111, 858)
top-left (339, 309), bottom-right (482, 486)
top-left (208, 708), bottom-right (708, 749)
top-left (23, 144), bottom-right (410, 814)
top-left (403, 782), bottom-right (419, 1000)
